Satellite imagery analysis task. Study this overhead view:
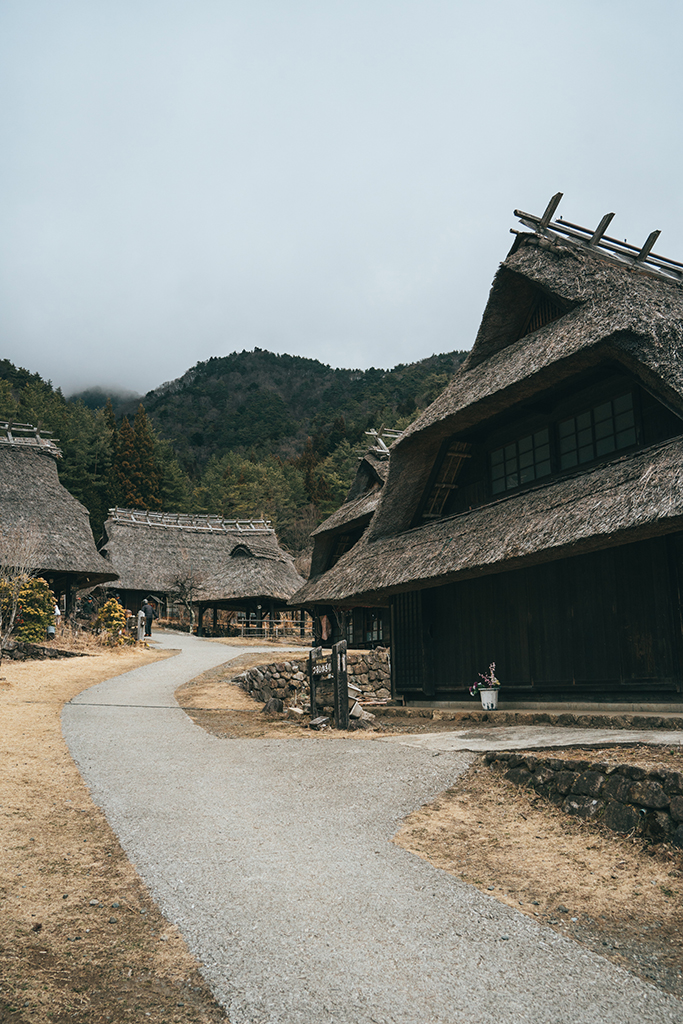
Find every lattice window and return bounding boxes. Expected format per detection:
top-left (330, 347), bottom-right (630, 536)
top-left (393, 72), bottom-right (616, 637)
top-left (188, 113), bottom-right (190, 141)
top-left (559, 392), bottom-right (636, 469)
top-left (491, 429), bottom-right (551, 495)
top-left (328, 527), bottom-right (365, 569)
top-left (364, 610), bottom-right (383, 644)
top-left (421, 441), bottom-right (472, 520)
top-left (517, 293), bottom-right (566, 341)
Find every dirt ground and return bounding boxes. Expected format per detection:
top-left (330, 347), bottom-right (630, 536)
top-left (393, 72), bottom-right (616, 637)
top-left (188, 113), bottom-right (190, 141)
top-left (395, 750), bottom-right (683, 999)
top-left (180, 664), bottom-right (683, 1000)
top-left (176, 654), bottom-right (321, 739)
top-left (0, 642), bottom-right (228, 1024)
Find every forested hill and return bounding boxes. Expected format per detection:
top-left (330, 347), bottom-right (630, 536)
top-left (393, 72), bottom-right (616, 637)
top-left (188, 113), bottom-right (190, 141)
top-left (139, 348), bottom-right (467, 469)
top-left (2, 347), bottom-right (467, 557)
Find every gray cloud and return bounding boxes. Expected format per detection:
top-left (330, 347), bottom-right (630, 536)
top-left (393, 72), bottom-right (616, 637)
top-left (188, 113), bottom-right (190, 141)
top-left (1, 0), bottom-right (682, 395)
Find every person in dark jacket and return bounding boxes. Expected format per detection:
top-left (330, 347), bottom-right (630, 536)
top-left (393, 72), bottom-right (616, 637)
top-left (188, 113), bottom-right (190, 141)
top-left (141, 599), bottom-right (155, 637)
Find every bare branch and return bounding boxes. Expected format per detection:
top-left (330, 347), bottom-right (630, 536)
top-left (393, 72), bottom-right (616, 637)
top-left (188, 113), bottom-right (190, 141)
top-left (163, 549), bottom-right (211, 630)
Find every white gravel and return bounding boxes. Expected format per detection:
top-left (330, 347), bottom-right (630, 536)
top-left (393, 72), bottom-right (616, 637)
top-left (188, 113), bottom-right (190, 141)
top-left (62, 632), bottom-right (683, 1024)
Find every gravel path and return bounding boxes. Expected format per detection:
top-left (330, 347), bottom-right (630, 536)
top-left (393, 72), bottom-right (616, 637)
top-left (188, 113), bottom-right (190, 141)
top-left (62, 632), bottom-right (683, 1024)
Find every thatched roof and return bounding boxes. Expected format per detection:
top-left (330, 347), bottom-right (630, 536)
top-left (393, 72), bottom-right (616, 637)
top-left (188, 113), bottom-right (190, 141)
top-left (296, 197), bottom-right (683, 606)
top-left (311, 490), bottom-right (381, 537)
top-left (310, 448), bottom-right (389, 539)
top-left (294, 436), bottom-right (683, 604)
top-left (0, 444), bottom-right (116, 587)
top-left (369, 213), bottom-right (683, 542)
top-left (290, 446), bottom-right (391, 602)
top-left (100, 509), bottom-right (304, 604)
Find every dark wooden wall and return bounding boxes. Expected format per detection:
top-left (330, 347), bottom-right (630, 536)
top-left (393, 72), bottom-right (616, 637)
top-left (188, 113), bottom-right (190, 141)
top-left (392, 534), bottom-right (683, 702)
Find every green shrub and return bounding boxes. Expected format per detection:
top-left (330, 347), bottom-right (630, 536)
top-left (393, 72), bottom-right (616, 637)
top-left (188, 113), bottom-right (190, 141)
top-left (14, 577), bottom-right (55, 644)
top-left (96, 598), bottom-right (128, 645)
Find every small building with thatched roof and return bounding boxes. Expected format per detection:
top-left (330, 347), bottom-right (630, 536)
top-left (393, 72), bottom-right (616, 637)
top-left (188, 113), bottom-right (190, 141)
top-left (0, 422), bottom-right (117, 608)
top-left (290, 437), bottom-right (392, 647)
top-left (98, 508), bottom-right (305, 632)
top-left (298, 195), bottom-right (683, 704)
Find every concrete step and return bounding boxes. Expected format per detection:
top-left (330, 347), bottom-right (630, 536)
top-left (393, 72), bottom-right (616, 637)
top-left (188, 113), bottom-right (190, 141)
top-left (379, 705), bottom-right (683, 731)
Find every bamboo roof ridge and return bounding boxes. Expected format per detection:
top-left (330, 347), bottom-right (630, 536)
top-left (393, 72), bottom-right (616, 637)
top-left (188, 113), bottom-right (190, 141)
top-left (0, 443), bottom-right (116, 586)
top-left (0, 421), bottom-right (62, 457)
top-left (100, 508), bottom-right (304, 603)
top-left (108, 508), bottom-right (273, 533)
top-left (513, 192), bottom-right (682, 283)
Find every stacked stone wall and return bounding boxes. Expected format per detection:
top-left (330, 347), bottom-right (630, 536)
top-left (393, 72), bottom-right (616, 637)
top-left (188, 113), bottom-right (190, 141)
top-left (486, 751), bottom-right (683, 847)
top-left (233, 649), bottom-right (391, 708)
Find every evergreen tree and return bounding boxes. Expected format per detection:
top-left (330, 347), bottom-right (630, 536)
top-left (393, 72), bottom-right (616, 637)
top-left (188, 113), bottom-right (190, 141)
top-left (104, 397), bottom-right (116, 432)
top-left (133, 405), bottom-right (162, 509)
top-left (58, 403), bottom-right (115, 539)
top-left (111, 416), bottom-right (144, 508)
top-left (156, 439), bottom-right (193, 512)
top-left (0, 380), bottom-right (17, 421)
top-left (109, 406), bottom-right (162, 511)
top-left (194, 451), bottom-right (308, 547)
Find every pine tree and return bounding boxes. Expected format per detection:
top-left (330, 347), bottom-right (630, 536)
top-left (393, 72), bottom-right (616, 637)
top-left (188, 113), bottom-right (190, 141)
top-left (58, 403), bottom-right (115, 539)
top-left (109, 405), bottom-right (163, 511)
top-left (111, 416), bottom-right (144, 508)
top-left (104, 398), bottom-right (116, 432)
top-left (133, 405), bottom-right (162, 510)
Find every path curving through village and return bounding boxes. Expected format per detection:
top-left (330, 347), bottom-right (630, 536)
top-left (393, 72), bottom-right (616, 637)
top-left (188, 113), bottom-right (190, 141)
top-left (62, 632), bottom-right (683, 1024)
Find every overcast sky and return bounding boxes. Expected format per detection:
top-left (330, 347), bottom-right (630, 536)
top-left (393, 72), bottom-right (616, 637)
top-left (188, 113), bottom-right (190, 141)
top-left (1, 1), bottom-right (682, 396)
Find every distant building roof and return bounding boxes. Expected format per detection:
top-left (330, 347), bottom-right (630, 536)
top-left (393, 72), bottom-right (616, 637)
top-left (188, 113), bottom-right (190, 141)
top-left (100, 508), bottom-right (304, 604)
top-left (0, 440), bottom-right (116, 588)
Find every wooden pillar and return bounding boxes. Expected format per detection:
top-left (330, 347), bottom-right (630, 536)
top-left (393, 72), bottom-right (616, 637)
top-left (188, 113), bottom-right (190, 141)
top-left (332, 640), bottom-right (349, 731)
top-left (268, 602), bottom-right (275, 636)
top-left (212, 605), bottom-right (218, 634)
top-left (299, 610), bottom-right (306, 637)
top-left (197, 604), bottom-right (205, 637)
top-left (256, 603), bottom-right (263, 637)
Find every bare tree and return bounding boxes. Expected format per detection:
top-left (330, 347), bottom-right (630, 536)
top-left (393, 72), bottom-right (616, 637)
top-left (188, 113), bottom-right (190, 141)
top-left (0, 526), bottom-right (41, 658)
top-left (163, 551), bottom-right (209, 632)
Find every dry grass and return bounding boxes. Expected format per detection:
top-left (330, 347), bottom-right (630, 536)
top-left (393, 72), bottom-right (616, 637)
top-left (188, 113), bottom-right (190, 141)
top-left (176, 657), bottom-right (328, 740)
top-left (395, 752), bottom-right (683, 997)
top-left (0, 646), bottom-right (228, 1023)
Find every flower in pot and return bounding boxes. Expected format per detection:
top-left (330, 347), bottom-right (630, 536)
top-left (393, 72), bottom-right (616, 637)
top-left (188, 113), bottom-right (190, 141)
top-left (469, 662), bottom-right (500, 710)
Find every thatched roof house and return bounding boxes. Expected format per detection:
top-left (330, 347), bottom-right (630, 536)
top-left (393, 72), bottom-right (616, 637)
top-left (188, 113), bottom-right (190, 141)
top-left (99, 509), bottom-right (305, 627)
top-left (301, 195), bottom-right (683, 703)
top-left (290, 443), bottom-right (391, 647)
top-left (0, 422), bottom-right (116, 600)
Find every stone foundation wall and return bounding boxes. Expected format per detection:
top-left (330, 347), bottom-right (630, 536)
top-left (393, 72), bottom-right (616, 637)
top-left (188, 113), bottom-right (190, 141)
top-left (486, 751), bottom-right (683, 846)
top-left (234, 649), bottom-right (391, 708)
top-left (1, 640), bottom-right (85, 661)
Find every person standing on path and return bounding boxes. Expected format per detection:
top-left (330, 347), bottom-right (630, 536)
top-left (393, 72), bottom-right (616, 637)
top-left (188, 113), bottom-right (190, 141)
top-left (141, 599), bottom-right (154, 637)
top-left (136, 607), bottom-right (146, 641)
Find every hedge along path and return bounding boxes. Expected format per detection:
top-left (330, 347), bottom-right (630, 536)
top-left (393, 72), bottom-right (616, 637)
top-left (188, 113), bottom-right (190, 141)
top-left (0, 645), bottom-right (227, 1024)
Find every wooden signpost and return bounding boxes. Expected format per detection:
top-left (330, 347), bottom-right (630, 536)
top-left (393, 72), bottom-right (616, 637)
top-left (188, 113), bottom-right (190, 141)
top-left (308, 640), bottom-right (348, 730)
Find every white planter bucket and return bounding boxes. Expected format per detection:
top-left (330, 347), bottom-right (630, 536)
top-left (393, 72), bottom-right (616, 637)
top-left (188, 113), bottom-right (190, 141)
top-left (479, 688), bottom-right (499, 710)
